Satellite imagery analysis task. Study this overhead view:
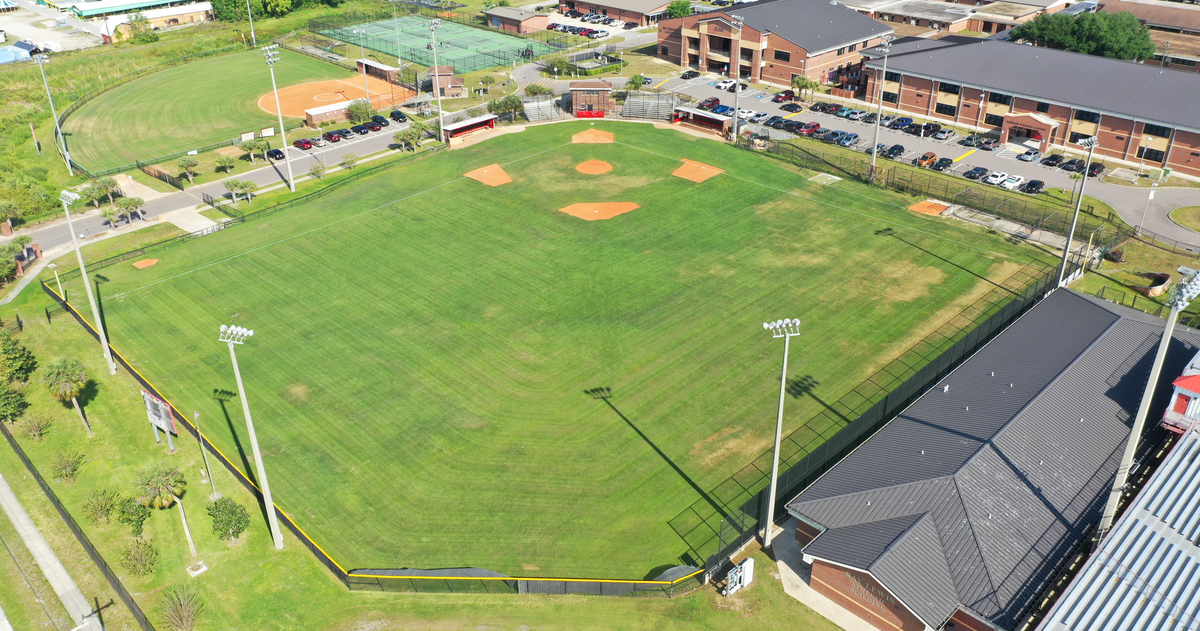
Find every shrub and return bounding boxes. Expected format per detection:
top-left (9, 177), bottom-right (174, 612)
top-left (50, 451), bottom-right (85, 482)
top-left (207, 497), bottom-right (250, 540)
top-left (83, 490), bottom-right (121, 525)
top-left (0, 331), bottom-right (36, 382)
top-left (117, 497), bottom-right (152, 537)
top-left (19, 414), bottom-right (47, 440)
top-left (1105, 248), bottom-right (1126, 263)
top-left (158, 584), bottom-right (204, 631)
top-left (347, 98), bottom-right (374, 125)
top-left (120, 539), bottom-right (158, 577)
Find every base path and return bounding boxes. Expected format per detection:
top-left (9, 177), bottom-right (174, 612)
top-left (258, 77), bottom-right (416, 118)
top-left (572, 129), bottom-right (614, 144)
top-left (672, 159), bottom-right (723, 183)
top-left (464, 164), bottom-right (513, 187)
top-left (558, 202), bottom-right (639, 220)
top-left (0, 471), bottom-right (103, 630)
top-left (576, 160), bottom-right (612, 175)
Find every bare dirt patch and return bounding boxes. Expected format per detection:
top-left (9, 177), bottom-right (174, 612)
top-left (575, 160), bottom-right (612, 175)
top-left (557, 202), bottom-right (640, 220)
top-left (464, 164), bottom-right (513, 187)
top-left (521, 563), bottom-right (540, 572)
top-left (284, 383), bottom-right (310, 403)
top-left (132, 259), bottom-right (159, 269)
top-left (671, 159), bottom-right (724, 183)
top-left (572, 129), bottom-right (614, 144)
top-left (215, 146), bottom-right (243, 157)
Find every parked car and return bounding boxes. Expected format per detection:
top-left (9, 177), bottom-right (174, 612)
top-left (1000, 175), bottom-right (1025, 190)
top-left (903, 123), bottom-right (923, 135)
top-left (810, 101), bottom-right (827, 111)
top-left (964, 166), bottom-right (988, 180)
top-left (715, 79), bottom-right (735, 90)
top-left (838, 132), bottom-right (859, 147)
top-left (765, 115), bottom-right (785, 127)
top-left (886, 144), bottom-right (905, 159)
top-left (866, 143), bottom-right (889, 156)
top-left (780, 102), bottom-right (803, 112)
top-left (933, 129), bottom-right (955, 141)
top-left (917, 152), bottom-right (937, 167)
top-left (351, 125), bottom-right (370, 135)
top-left (371, 114), bottom-right (390, 127)
top-left (824, 130), bottom-right (848, 144)
top-left (1041, 154), bottom-right (1064, 167)
top-left (1016, 149), bottom-right (1041, 162)
top-left (879, 115), bottom-right (896, 127)
top-left (922, 122), bottom-right (941, 136)
top-left (932, 157), bottom-right (953, 171)
top-left (293, 138), bottom-right (313, 150)
top-left (727, 82), bottom-right (749, 93)
top-left (978, 138), bottom-right (999, 151)
top-left (862, 113), bottom-right (878, 124)
top-left (310, 136), bottom-right (327, 147)
top-left (1088, 162), bottom-right (1105, 177)
top-left (962, 134), bottom-right (987, 147)
top-left (589, 30), bottom-right (608, 39)
top-left (750, 111), bottom-right (772, 124)
top-left (365, 121), bottom-right (382, 131)
top-left (847, 109), bottom-right (868, 120)
top-left (623, 21), bottom-right (637, 29)
top-left (984, 171), bottom-right (1009, 185)
top-left (1061, 158), bottom-right (1083, 171)
top-left (322, 131), bottom-right (342, 143)
top-left (1023, 180), bottom-right (1045, 194)
top-left (781, 120), bottom-right (805, 133)
top-left (797, 122), bottom-right (821, 135)
top-left (772, 90), bottom-right (796, 102)
top-left (698, 97), bottom-right (720, 110)
top-left (267, 148), bottom-right (285, 161)
top-left (712, 105), bottom-right (734, 115)
top-left (810, 128), bottom-right (832, 140)
top-left (735, 108), bottom-right (756, 119)
top-left (890, 117), bottom-right (913, 129)
top-left (681, 69), bottom-right (700, 79)
top-left (547, 22), bottom-right (559, 29)
top-left (835, 107), bottom-right (853, 117)
top-left (610, 20), bottom-right (626, 28)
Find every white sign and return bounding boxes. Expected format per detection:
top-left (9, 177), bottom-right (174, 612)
top-left (240, 131), bottom-right (256, 142)
top-left (187, 150), bottom-right (198, 155)
top-left (260, 126), bottom-right (275, 137)
top-left (141, 389), bottom-right (176, 434)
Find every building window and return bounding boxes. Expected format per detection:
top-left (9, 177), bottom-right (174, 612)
top-left (1069, 131), bottom-right (1092, 144)
top-left (1137, 147), bottom-right (1166, 163)
top-left (849, 44), bottom-right (857, 52)
top-left (939, 82), bottom-right (960, 94)
top-left (1036, 101), bottom-right (1050, 113)
top-left (1074, 110), bottom-right (1101, 123)
top-left (936, 103), bottom-right (957, 116)
top-left (774, 49), bottom-right (791, 62)
top-left (884, 71), bottom-right (901, 82)
top-left (1143, 123), bottom-right (1173, 138)
top-left (988, 93), bottom-right (1012, 105)
top-left (837, 47), bottom-right (846, 55)
top-left (882, 91), bottom-right (898, 103)
top-left (984, 113), bottom-right (1004, 127)
top-left (1171, 57), bottom-right (1197, 66)
top-left (661, 45), bottom-right (669, 54)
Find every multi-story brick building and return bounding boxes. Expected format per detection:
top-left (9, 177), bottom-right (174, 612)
top-left (861, 38), bottom-right (1200, 178)
top-left (656, 0), bottom-right (893, 86)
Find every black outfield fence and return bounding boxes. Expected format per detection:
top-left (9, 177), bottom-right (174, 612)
top-left (138, 164), bottom-right (183, 190)
top-left (0, 421), bottom-right (158, 631)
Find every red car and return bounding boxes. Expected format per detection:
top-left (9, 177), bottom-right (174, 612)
top-left (365, 121), bottom-right (382, 131)
top-left (797, 121), bottom-right (821, 135)
top-left (698, 97), bottom-right (720, 110)
top-left (771, 90), bottom-right (796, 103)
top-left (293, 138), bottom-right (313, 150)
top-left (321, 131), bottom-right (342, 143)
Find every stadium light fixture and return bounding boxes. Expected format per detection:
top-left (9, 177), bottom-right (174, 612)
top-left (761, 317), bottom-right (801, 550)
top-left (262, 46), bottom-right (296, 193)
top-left (1057, 135), bottom-right (1099, 287)
top-left (868, 36), bottom-right (894, 184)
top-left (218, 324), bottom-right (284, 550)
top-left (60, 191), bottom-right (116, 377)
top-left (352, 29), bottom-right (373, 108)
top-left (34, 54), bottom-right (73, 176)
top-left (427, 19), bottom-right (447, 143)
top-left (1097, 267), bottom-right (1200, 541)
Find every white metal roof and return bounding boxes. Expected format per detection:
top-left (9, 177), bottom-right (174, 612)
top-left (1039, 423), bottom-right (1200, 631)
top-left (305, 100), bottom-right (353, 116)
top-left (442, 113), bottom-right (498, 131)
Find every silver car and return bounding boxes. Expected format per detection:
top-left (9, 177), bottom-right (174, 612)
top-left (1017, 149), bottom-right (1042, 162)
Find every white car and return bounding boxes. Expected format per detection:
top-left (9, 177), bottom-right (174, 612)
top-left (609, 20), bottom-right (625, 27)
top-left (715, 79), bottom-right (735, 90)
top-left (1000, 175), bottom-right (1026, 190)
top-left (736, 108), bottom-right (756, 119)
top-left (984, 171), bottom-right (1008, 185)
top-left (847, 109), bottom-right (868, 120)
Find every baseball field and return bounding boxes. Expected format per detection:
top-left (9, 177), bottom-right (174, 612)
top-left (62, 121), bottom-right (1042, 578)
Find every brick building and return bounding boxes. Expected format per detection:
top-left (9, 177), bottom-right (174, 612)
top-left (787, 290), bottom-right (1200, 631)
top-left (1098, 0), bottom-right (1200, 72)
top-left (429, 65), bottom-right (465, 99)
top-left (656, 0), bottom-right (893, 86)
top-left (483, 6), bottom-right (550, 34)
top-left (861, 38), bottom-right (1200, 178)
top-left (559, 0), bottom-right (670, 27)
top-left (569, 80), bottom-right (614, 117)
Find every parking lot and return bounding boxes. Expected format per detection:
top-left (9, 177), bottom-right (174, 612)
top-left (655, 75), bottom-right (1103, 197)
top-left (547, 12), bottom-right (638, 41)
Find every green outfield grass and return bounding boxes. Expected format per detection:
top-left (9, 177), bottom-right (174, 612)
top-left (46, 122), bottom-right (1043, 578)
top-left (62, 49), bottom-right (356, 173)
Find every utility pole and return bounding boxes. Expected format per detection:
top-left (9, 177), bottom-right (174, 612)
top-left (60, 191), bottom-right (116, 376)
top-left (353, 29), bottom-right (372, 108)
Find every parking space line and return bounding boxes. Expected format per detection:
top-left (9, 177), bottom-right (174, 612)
top-left (954, 150), bottom-right (975, 162)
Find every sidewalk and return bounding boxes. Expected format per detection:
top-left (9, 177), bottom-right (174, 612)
top-left (774, 517), bottom-right (874, 631)
top-left (0, 470), bottom-right (103, 630)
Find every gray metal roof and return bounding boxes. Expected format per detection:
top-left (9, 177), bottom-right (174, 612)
top-left (872, 0), bottom-right (973, 22)
top-left (865, 39), bottom-right (1200, 133)
top-left (788, 289), bottom-right (1200, 630)
top-left (1039, 423), bottom-right (1200, 631)
top-left (724, 0), bottom-right (894, 55)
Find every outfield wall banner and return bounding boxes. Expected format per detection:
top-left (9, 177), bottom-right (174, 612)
top-left (260, 126), bottom-right (275, 137)
top-left (240, 131), bottom-right (256, 142)
top-left (141, 388), bottom-right (176, 434)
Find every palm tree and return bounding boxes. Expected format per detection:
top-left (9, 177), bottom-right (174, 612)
top-left (216, 154), bottom-right (237, 174)
top-left (41, 358), bottom-right (91, 437)
top-left (241, 180), bottom-right (258, 204)
top-left (135, 463), bottom-right (196, 555)
top-left (409, 119), bottom-right (429, 140)
top-left (101, 206), bottom-right (118, 227)
top-left (83, 180), bottom-right (104, 210)
top-left (98, 177), bottom-right (120, 205)
top-left (224, 179), bottom-right (242, 206)
top-left (480, 74), bottom-right (495, 94)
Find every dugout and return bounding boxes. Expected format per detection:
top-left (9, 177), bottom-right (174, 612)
top-left (357, 59), bottom-right (399, 83)
top-left (443, 113), bottom-right (499, 146)
top-left (305, 99), bottom-right (353, 126)
top-left (673, 106), bottom-right (729, 135)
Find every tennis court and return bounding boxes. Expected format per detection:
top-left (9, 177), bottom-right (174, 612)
top-left (315, 15), bottom-right (554, 73)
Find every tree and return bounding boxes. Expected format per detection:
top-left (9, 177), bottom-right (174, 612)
top-left (524, 83), bottom-right (553, 97)
top-left (177, 157), bottom-right (200, 184)
top-left (264, 0), bottom-right (291, 16)
top-left (0, 382), bottom-right (28, 426)
top-left (666, 0), bottom-right (691, 18)
top-left (128, 12), bottom-right (160, 43)
top-left (339, 152), bottom-right (360, 171)
top-left (215, 154), bottom-right (237, 174)
top-left (97, 177), bottom-right (121, 206)
top-left (241, 180), bottom-right (258, 204)
top-left (207, 497), bottom-right (250, 540)
top-left (115, 197), bottom-right (137, 223)
top-left (791, 75), bottom-right (818, 101)
top-left (480, 74), bottom-right (495, 94)
top-left (309, 162), bottom-right (327, 180)
top-left (135, 463), bottom-right (196, 556)
top-left (347, 98), bottom-right (374, 125)
top-left (1009, 11), bottom-right (1155, 60)
top-left (82, 180), bottom-right (105, 209)
top-left (41, 358), bottom-right (91, 437)
top-left (626, 74), bottom-right (645, 91)
top-left (0, 330), bottom-right (36, 383)
top-left (101, 206), bottom-right (119, 228)
top-left (224, 180), bottom-right (243, 205)
top-left (126, 197), bottom-right (146, 221)
top-left (237, 140), bottom-right (263, 164)
top-left (409, 119), bottom-right (430, 139)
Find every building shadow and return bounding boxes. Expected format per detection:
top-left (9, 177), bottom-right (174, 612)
top-left (585, 387), bottom-right (727, 520)
top-left (875, 227), bottom-right (1015, 294)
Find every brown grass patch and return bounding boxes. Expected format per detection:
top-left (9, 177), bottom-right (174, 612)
top-left (572, 129), bottom-right (614, 144)
top-left (132, 259), bottom-right (159, 269)
top-left (691, 427), bottom-right (766, 468)
top-left (521, 563), bottom-right (540, 572)
top-left (671, 159), bottom-right (724, 183)
top-left (575, 160), bottom-right (612, 175)
top-left (464, 164), bottom-right (512, 187)
top-left (215, 146), bottom-right (243, 157)
top-left (284, 383), bottom-right (309, 403)
top-left (557, 202), bottom-right (639, 221)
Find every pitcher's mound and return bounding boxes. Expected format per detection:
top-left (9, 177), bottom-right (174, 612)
top-left (573, 129), bottom-right (614, 144)
top-left (576, 160), bottom-right (612, 175)
top-left (672, 159), bottom-right (723, 183)
top-left (464, 164), bottom-right (512, 187)
top-left (908, 200), bottom-right (950, 216)
top-left (559, 202), bottom-right (639, 221)
top-left (132, 259), bottom-right (160, 269)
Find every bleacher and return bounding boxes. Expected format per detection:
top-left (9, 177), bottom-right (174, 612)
top-left (523, 96), bottom-right (564, 122)
top-left (621, 93), bottom-right (680, 120)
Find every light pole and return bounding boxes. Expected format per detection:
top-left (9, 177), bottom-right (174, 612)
top-left (61, 191), bottom-right (116, 376)
top-left (1096, 268), bottom-right (1200, 541)
top-left (246, 0), bottom-right (256, 47)
top-left (219, 324), bottom-right (284, 550)
top-left (427, 19), bottom-right (446, 143)
top-left (1137, 182), bottom-right (1158, 234)
top-left (761, 317), bottom-right (801, 549)
top-left (353, 29), bottom-right (372, 108)
top-left (1057, 136), bottom-right (1098, 287)
top-left (389, 0), bottom-right (404, 69)
top-left (729, 14), bottom-right (744, 144)
top-left (262, 46), bottom-right (296, 192)
top-left (34, 55), bottom-right (73, 176)
top-left (868, 36), bottom-right (893, 183)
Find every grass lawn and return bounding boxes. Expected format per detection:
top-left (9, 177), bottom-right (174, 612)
top-left (1071, 238), bottom-right (1200, 321)
top-left (62, 48), bottom-right (356, 173)
top-left (30, 121), bottom-right (1041, 580)
top-left (1170, 206), bottom-right (1200, 233)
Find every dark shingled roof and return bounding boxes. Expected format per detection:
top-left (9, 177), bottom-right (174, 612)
top-left (787, 289), bottom-right (1200, 630)
top-left (865, 39), bottom-right (1200, 133)
top-left (723, 0), bottom-right (894, 55)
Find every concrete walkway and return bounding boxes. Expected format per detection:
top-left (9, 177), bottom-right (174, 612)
top-left (160, 208), bottom-right (216, 233)
top-left (0, 602), bottom-right (11, 631)
top-left (0, 471), bottom-right (103, 630)
top-left (774, 517), bottom-right (874, 631)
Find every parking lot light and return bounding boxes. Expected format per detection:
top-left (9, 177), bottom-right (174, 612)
top-left (1057, 135), bottom-right (1099, 287)
top-left (728, 15), bottom-right (744, 145)
top-left (263, 46), bottom-right (296, 193)
top-left (868, 36), bottom-right (893, 183)
top-left (353, 29), bottom-right (372, 108)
